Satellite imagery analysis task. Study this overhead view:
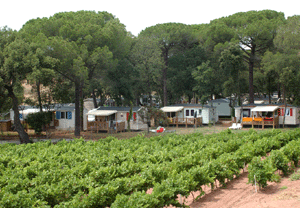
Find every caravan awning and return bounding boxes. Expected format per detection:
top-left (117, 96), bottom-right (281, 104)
top-left (251, 106), bottom-right (279, 112)
top-left (161, 106), bottom-right (184, 112)
top-left (87, 110), bottom-right (117, 116)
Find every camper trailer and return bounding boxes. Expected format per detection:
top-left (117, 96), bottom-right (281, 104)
top-left (235, 103), bottom-right (300, 128)
top-left (161, 104), bottom-right (218, 127)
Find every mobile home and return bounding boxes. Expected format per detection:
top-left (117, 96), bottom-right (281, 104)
top-left (235, 103), bottom-right (300, 128)
top-left (207, 98), bottom-right (232, 117)
top-left (161, 104), bottom-right (218, 126)
top-left (86, 106), bottom-right (147, 132)
top-left (10, 104), bottom-right (88, 131)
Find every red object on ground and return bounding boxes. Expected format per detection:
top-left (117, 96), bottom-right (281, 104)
top-left (156, 128), bottom-right (164, 133)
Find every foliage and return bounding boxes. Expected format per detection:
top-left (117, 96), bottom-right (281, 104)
top-left (262, 15), bottom-right (300, 105)
top-left (20, 10), bottom-right (133, 135)
top-left (138, 106), bottom-right (168, 127)
top-left (1, 128), bottom-right (300, 207)
top-left (289, 169), bottom-right (300, 181)
top-left (168, 45), bottom-right (207, 103)
top-left (282, 139), bottom-right (300, 167)
top-left (280, 186), bottom-right (288, 190)
top-left (0, 90), bottom-right (12, 114)
top-left (247, 130), bottom-right (300, 188)
top-left (139, 23), bottom-right (197, 105)
top-left (26, 111), bottom-right (53, 134)
top-left (192, 61), bottom-right (217, 102)
top-left (0, 27), bottom-right (37, 143)
top-left (201, 10), bottom-right (285, 103)
top-left (248, 156), bottom-right (277, 188)
top-left (2, 10), bottom-right (300, 141)
top-left (219, 43), bottom-right (248, 102)
top-left (130, 36), bottom-right (163, 104)
top-left (269, 150), bottom-right (290, 176)
top-left (105, 58), bottom-right (134, 106)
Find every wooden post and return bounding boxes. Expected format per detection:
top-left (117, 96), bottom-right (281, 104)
top-left (167, 114), bottom-right (169, 127)
top-left (107, 121), bottom-right (109, 133)
top-left (272, 111), bottom-right (274, 128)
top-left (186, 118), bottom-right (187, 128)
top-left (262, 119), bottom-right (264, 129)
top-left (251, 110), bottom-right (254, 128)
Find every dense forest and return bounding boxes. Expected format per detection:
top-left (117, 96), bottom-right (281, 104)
top-left (1, 10), bottom-right (300, 141)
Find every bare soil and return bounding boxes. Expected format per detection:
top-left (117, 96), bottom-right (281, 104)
top-left (0, 125), bottom-right (233, 141)
top-left (178, 168), bottom-right (300, 208)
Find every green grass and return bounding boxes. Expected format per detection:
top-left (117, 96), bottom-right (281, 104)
top-left (289, 169), bottom-right (300, 181)
top-left (280, 186), bottom-right (288, 190)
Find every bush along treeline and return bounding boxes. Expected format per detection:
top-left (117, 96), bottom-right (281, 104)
top-left (2, 10), bottom-right (300, 142)
top-left (26, 111), bottom-right (53, 134)
top-left (0, 128), bottom-right (300, 207)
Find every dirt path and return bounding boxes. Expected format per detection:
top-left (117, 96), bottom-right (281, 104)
top-left (183, 170), bottom-right (300, 208)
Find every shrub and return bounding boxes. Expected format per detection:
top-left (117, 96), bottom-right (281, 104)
top-left (289, 169), bottom-right (300, 181)
top-left (26, 111), bottom-right (53, 134)
top-left (248, 156), bottom-right (277, 188)
top-left (269, 150), bottom-right (290, 176)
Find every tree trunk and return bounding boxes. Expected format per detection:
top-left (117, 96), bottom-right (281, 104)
top-left (80, 82), bottom-right (84, 131)
top-left (92, 89), bottom-right (98, 108)
top-left (188, 95), bottom-right (192, 104)
top-left (249, 60), bottom-right (254, 104)
top-left (248, 44), bottom-right (256, 104)
top-left (163, 67), bottom-right (167, 106)
top-left (268, 77), bottom-right (271, 104)
top-left (277, 83), bottom-right (281, 102)
top-left (282, 84), bottom-right (286, 128)
top-left (36, 81), bottom-right (46, 131)
top-left (149, 93), bottom-right (152, 107)
top-left (237, 69), bottom-right (241, 120)
top-left (6, 85), bottom-right (31, 144)
top-left (36, 81), bottom-right (43, 112)
top-left (100, 94), bottom-right (104, 106)
top-left (163, 48), bottom-right (169, 106)
top-left (74, 82), bottom-right (81, 136)
top-left (238, 68), bottom-right (243, 124)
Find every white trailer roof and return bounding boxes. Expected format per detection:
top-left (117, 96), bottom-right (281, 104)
top-left (251, 106), bottom-right (279, 112)
top-left (87, 110), bottom-right (117, 116)
top-left (160, 106), bottom-right (184, 112)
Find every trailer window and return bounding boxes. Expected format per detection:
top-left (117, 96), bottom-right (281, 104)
top-left (186, 110), bottom-right (189, 116)
top-left (191, 109), bottom-right (194, 117)
top-left (198, 109), bottom-right (202, 115)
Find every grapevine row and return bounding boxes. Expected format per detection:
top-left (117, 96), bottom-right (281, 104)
top-left (110, 129), bottom-right (300, 207)
top-left (248, 138), bottom-right (300, 188)
top-left (0, 129), bottom-right (299, 207)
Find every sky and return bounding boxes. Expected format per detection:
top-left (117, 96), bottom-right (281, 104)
top-left (1, 0), bottom-right (299, 36)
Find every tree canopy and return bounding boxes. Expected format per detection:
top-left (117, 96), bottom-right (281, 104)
top-left (1, 10), bottom-right (300, 142)
top-left (139, 23), bottom-right (197, 106)
top-left (19, 10), bottom-right (132, 136)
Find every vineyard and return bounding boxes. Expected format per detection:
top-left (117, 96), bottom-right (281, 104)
top-left (0, 129), bottom-right (300, 207)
